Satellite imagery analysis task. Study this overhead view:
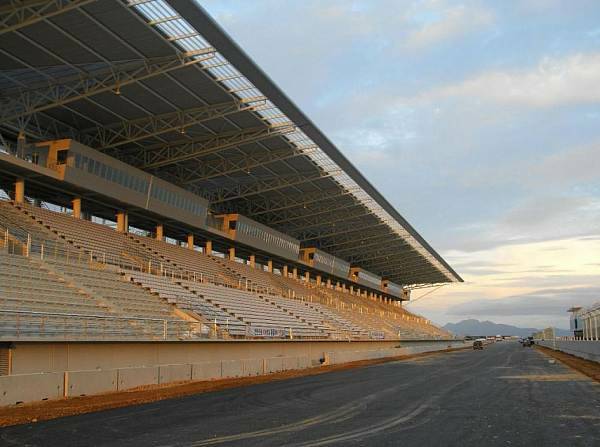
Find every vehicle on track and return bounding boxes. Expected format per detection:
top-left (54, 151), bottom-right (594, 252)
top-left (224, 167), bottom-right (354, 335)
top-left (473, 340), bottom-right (484, 350)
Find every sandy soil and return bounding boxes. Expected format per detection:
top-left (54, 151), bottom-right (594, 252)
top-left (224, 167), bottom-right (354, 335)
top-left (535, 344), bottom-right (600, 382)
top-left (0, 346), bottom-right (469, 427)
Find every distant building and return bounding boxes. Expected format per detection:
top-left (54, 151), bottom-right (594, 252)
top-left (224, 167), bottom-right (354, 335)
top-left (568, 305), bottom-right (599, 340)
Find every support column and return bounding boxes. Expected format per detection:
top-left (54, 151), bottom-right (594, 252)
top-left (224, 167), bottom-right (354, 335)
top-left (228, 247), bottom-right (235, 261)
top-left (249, 255), bottom-right (256, 268)
top-left (326, 278), bottom-right (331, 288)
top-left (155, 224), bottom-right (164, 241)
top-left (316, 275), bottom-right (322, 286)
top-left (187, 234), bottom-right (194, 250)
top-left (304, 271), bottom-right (310, 282)
top-left (267, 260), bottom-right (273, 273)
top-left (116, 211), bottom-right (128, 233)
top-left (14, 178), bottom-right (24, 204)
top-left (71, 197), bottom-right (81, 219)
top-left (342, 283), bottom-right (347, 292)
top-left (350, 285), bottom-right (354, 294)
top-left (283, 265), bottom-right (288, 277)
top-left (336, 281), bottom-right (340, 291)
top-left (292, 267), bottom-right (298, 279)
top-left (205, 240), bottom-right (212, 256)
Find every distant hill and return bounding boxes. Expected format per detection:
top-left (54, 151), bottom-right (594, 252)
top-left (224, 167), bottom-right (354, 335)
top-left (443, 319), bottom-right (570, 337)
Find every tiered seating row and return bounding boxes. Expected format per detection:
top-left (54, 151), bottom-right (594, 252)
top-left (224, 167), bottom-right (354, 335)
top-left (129, 272), bottom-right (248, 337)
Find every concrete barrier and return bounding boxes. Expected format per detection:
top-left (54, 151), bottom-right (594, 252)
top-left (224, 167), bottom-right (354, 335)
top-left (192, 361), bottom-right (222, 380)
top-left (243, 359), bottom-right (263, 376)
top-left (0, 372), bottom-right (63, 406)
top-left (221, 360), bottom-right (243, 378)
top-left (159, 364), bottom-right (192, 384)
top-left (67, 369), bottom-right (117, 397)
top-left (265, 357), bottom-right (283, 373)
top-left (298, 356), bottom-right (310, 369)
top-left (282, 357), bottom-right (298, 371)
top-left (0, 341), bottom-right (466, 406)
top-left (117, 366), bottom-right (159, 390)
top-left (538, 340), bottom-right (600, 363)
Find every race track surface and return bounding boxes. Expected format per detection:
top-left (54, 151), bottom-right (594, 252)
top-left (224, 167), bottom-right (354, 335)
top-left (1, 342), bottom-right (598, 446)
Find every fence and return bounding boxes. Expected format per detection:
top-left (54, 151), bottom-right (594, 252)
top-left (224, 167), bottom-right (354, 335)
top-left (0, 310), bottom-right (208, 341)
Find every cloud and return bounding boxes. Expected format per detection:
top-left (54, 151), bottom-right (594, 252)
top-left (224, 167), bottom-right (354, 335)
top-left (403, 4), bottom-right (494, 50)
top-left (446, 286), bottom-right (600, 319)
top-left (417, 53), bottom-right (600, 107)
top-left (533, 141), bottom-right (600, 184)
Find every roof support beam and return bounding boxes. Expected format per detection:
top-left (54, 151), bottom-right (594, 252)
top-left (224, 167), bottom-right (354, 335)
top-left (281, 209), bottom-right (374, 233)
top-left (205, 170), bottom-right (335, 204)
top-left (183, 143), bottom-right (316, 184)
top-left (299, 222), bottom-right (388, 242)
top-left (136, 125), bottom-right (294, 169)
top-left (265, 200), bottom-right (362, 226)
top-left (218, 187), bottom-right (352, 217)
top-left (318, 230), bottom-right (397, 251)
top-left (81, 97), bottom-right (266, 150)
top-left (0, 50), bottom-right (215, 123)
top-left (0, 0), bottom-right (96, 36)
top-left (333, 234), bottom-right (411, 255)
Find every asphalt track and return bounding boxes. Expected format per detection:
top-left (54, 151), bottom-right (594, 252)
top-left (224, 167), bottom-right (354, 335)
top-left (1, 342), bottom-right (598, 446)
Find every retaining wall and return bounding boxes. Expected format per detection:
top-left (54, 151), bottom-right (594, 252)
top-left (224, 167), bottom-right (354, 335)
top-left (0, 339), bottom-right (464, 406)
top-left (537, 340), bottom-right (600, 363)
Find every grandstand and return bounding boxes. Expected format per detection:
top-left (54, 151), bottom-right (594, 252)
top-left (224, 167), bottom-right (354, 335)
top-left (0, 0), bottom-right (461, 404)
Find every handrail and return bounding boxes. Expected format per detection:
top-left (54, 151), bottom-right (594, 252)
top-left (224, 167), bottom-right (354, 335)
top-left (0, 309), bottom-right (167, 323)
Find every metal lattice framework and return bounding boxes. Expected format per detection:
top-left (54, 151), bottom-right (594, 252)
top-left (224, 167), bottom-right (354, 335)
top-left (0, 0), bottom-right (462, 286)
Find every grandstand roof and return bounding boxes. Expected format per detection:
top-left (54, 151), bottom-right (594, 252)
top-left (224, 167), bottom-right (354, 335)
top-left (0, 0), bottom-right (462, 286)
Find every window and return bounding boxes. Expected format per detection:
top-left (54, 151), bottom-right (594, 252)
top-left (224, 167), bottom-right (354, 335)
top-left (75, 153), bottom-right (82, 168)
top-left (56, 150), bottom-right (68, 165)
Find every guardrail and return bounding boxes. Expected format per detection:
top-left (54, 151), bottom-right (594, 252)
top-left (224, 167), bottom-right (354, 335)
top-left (0, 310), bottom-right (208, 341)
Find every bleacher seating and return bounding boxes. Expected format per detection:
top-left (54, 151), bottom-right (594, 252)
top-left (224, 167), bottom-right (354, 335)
top-left (0, 199), bottom-right (452, 341)
top-left (181, 281), bottom-right (325, 338)
top-left (129, 272), bottom-right (248, 337)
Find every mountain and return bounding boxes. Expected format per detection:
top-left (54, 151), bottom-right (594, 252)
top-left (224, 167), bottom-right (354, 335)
top-left (443, 319), bottom-right (570, 337)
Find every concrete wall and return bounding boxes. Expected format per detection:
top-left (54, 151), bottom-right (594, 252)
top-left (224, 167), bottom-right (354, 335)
top-left (538, 340), bottom-right (600, 363)
top-left (0, 340), bottom-right (464, 406)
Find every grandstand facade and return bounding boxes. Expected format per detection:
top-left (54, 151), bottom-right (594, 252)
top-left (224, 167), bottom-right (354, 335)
top-left (0, 1), bottom-right (462, 403)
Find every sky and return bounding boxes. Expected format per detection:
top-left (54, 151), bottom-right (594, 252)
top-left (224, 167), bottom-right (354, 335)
top-left (199, 0), bottom-right (600, 330)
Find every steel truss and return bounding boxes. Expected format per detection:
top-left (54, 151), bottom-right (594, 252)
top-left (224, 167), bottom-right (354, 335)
top-left (1, 50), bottom-right (215, 123)
top-left (130, 124), bottom-right (291, 169)
top-left (80, 97), bottom-right (266, 151)
top-left (202, 170), bottom-right (335, 205)
top-left (183, 143), bottom-right (316, 184)
top-left (0, 0), bottom-right (95, 36)
top-left (299, 221), bottom-right (388, 242)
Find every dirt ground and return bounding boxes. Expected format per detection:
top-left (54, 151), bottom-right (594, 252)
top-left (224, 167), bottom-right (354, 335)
top-left (535, 344), bottom-right (600, 382)
top-left (0, 346), bottom-right (469, 428)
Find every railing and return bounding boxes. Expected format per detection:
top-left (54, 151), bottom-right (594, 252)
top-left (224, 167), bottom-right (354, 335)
top-left (0, 310), bottom-right (208, 341)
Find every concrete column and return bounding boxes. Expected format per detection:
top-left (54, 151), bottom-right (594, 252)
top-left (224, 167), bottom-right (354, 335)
top-left (228, 247), bottom-right (235, 261)
top-left (14, 178), bottom-right (25, 204)
top-left (350, 285), bottom-right (354, 294)
top-left (187, 234), bottom-right (194, 250)
top-left (304, 271), bottom-right (310, 282)
top-left (116, 211), bottom-right (128, 233)
top-left (316, 275), bottom-right (321, 286)
top-left (326, 278), bottom-right (331, 288)
top-left (292, 267), bottom-right (298, 279)
top-left (336, 281), bottom-right (340, 291)
top-left (205, 240), bottom-right (212, 256)
top-left (72, 197), bottom-right (81, 219)
top-left (342, 283), bottom-right (347, 292)
top-left (267, 260), bottom-right (273, 273)
top-left (156, 224), bottom-right (164, 241)
top-left (249, 255), bottom-right (256, 268)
